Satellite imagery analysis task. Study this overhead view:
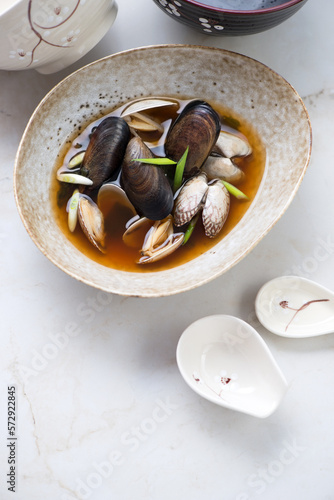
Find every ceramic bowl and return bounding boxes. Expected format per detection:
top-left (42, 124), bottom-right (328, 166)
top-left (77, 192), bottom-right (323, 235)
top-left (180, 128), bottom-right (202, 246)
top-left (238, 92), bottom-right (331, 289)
top-left (152, 0), bottom-right (309, 36)
top-left (0, 0), bottom-right (117, 74)
top-left (14, 45), bottom-right (311, 297)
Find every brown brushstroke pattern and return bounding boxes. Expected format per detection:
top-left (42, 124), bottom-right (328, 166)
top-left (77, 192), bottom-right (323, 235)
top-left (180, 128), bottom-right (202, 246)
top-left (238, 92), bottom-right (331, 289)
top-left (280, 299), bottom-right (330, 332)
top-left (27, 0), bottom-right (81, 67)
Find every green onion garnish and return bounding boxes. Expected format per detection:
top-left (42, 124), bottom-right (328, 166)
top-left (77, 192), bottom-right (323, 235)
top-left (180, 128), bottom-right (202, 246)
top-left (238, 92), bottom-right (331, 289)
top-left (134, 158), bottom-right (177, 165)
top-left (222, 180), bottom-right (249, 200)
top-left (173, 146), bottom-right (189, 192)
top-left (183, 214), bottom-right (199, 245)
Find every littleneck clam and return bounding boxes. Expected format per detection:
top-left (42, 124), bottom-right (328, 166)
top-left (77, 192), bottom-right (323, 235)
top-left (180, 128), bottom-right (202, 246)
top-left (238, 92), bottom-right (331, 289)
top-left (202, 180), bottom-right (230, 238)
top-left (123, 217), bottom-right (152, 248)
top-left (120, 97), bottom-right (179, 118)
top-left (255, 276), bottom-right (334, 338)
top-left (121, 137), bottom-right (174, 220)
top-left (123, 112), bottom-right (164, 133)
top-left (97, 182), bottom-right (137, 218)
top-left (120, 97), bottom-right (179, 134)
top-left (140, 232), bottom-right (184, 264)
top-left (138, 216), bottom-right (184, 264)
top-left (174, 172), bottom-right (230, 238)
top-left (201, 129), bottom-right (252, 183)
top-left (176, 315), bottom-right (288, 418)
top-left (123, 215), bottom-right (184, 263)
top-left (174, 172), bottom-right (209, 226)
top-left (165, 100), bottom-right (221, 178)
top-left (77, 196), bottom-right (106, 253)
top-left (201, 156), bottom-right (245, 184)
top-left (213, 130), bottom-right (252, 159)
top-left (82, 116), bottom-right (130, 190)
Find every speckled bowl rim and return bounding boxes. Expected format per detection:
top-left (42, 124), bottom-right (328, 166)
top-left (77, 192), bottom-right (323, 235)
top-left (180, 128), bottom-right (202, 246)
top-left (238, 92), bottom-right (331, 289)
top-left (184, 0), bottom-right (306, 14)
top-left (14, 44), bottom-right (312, 297)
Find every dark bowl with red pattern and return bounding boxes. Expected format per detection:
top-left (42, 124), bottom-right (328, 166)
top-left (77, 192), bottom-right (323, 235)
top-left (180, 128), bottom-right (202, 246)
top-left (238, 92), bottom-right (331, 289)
top-left (152, 0), bottom-right (309, 36)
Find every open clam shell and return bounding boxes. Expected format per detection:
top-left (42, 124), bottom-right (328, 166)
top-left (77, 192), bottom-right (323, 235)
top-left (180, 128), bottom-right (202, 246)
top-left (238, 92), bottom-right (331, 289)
top-left (120, 97), bottom-right (179, 118)
top-left (78, 196), bottom-right (106, 253)
top-left (97, 182), bottom-right (137, 217)
top-left (123, 217), bottom-right (151, 248)
top-left (139, 232), bottom-right (184, 264)
top-left (120, 97), bottom-right (179, 135)
top-left (123, 112), bottom-right (164, 133)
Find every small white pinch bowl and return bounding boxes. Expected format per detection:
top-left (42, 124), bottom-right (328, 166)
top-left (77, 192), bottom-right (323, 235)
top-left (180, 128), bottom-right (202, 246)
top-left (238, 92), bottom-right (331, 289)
top-left (14, 45), bottom-right (311, 297)
top-left (0, 0), bottom-right (117, 74)
top-left (255, 276), bottom-right (334, 338)
top-left (176, 315), bottom-right (288, 418)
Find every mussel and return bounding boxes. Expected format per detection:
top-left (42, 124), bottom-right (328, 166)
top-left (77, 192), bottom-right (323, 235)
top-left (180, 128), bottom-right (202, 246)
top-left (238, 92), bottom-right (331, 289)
top-left (121, 137), bottom-right (174, 221)
top-left (165, 100), bottom-right (221, 178)
top-left (82, 116), bottom-right (130, 190)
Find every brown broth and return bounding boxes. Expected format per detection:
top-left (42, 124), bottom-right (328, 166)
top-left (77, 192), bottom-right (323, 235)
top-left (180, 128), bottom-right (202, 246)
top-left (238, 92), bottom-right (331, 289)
top-left (50, 98), bottom-right (266, 272)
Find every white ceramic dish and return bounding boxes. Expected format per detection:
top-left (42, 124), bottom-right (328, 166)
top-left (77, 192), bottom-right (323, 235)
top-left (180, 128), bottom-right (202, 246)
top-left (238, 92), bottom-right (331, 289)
top-left (14, 45), bottom-right (312, 297)
top-left (0, 0), bottom-right (117, 74)
top-left (176, 315), bottom-right (288, 418)
top-left (255, 276), bottom-right (334, 337)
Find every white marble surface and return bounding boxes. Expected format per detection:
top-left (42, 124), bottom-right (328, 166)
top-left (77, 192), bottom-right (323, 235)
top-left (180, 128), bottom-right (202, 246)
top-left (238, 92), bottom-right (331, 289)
top-left (1, 1), bottom-right (334, 499)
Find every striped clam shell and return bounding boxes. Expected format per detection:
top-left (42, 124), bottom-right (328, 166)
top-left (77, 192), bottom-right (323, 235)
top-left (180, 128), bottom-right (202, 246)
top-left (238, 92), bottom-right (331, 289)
top-left (173, 172), bottom-right (209, 227)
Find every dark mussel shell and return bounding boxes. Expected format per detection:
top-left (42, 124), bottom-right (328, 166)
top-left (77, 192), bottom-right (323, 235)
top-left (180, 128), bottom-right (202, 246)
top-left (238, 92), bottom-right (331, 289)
top-left (121, 137), bottom-right (174, 221)
top-left (82, 117), bottom-right (130, 190)
top-left (165, 100), bottom-right (221, 178)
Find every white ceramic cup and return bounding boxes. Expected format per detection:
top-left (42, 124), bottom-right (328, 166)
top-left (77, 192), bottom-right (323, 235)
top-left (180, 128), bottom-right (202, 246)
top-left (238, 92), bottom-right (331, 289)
top-left (0, 0), bottom-right (117, 74)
